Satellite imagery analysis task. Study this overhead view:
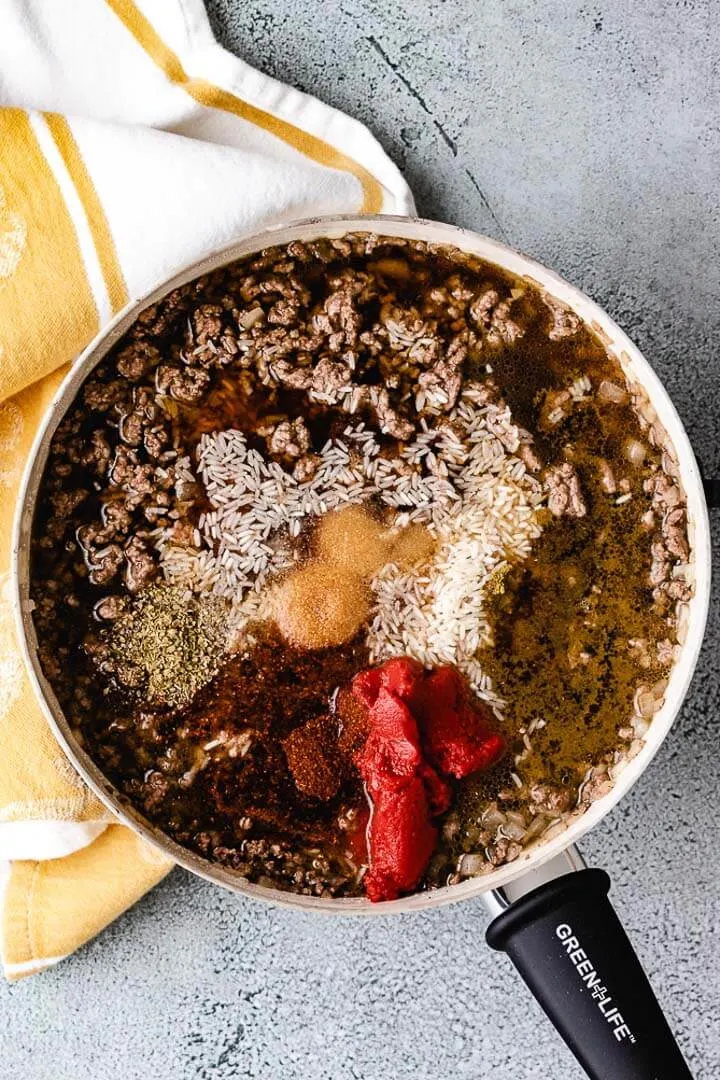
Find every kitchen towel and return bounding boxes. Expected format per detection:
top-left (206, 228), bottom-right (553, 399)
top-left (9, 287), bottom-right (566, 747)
top-left (0, 0), bottom-right (413, 980)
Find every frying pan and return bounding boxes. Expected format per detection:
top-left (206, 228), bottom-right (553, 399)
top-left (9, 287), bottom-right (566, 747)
top-left (13, 215), bottom-right (712, 1079)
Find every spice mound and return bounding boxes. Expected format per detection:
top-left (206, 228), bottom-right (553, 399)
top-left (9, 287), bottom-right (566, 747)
top-left (99, 582), bottom-right (229, 707)
top-left (351, 658), bottom-right (504, 902)
top-left (271, 563), bottom-right (371, 649)
top-left (270, 506), bottom-right (435, 651)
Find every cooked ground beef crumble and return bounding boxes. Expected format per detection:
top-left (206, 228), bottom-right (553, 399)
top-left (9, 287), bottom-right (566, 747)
top-left (31, 234), bottom-right (691, 899)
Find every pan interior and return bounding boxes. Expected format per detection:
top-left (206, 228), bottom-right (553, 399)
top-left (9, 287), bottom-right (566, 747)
top-left (13, 215), bottom-right (711, 914)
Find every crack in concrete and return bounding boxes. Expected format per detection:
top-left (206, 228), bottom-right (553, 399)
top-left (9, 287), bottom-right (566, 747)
top-left (365, 34), bottom-right (458, 156)
top-left (463, 168), bottom-right (510, 243)
top-left (356, 27), bottom-right (510, 243)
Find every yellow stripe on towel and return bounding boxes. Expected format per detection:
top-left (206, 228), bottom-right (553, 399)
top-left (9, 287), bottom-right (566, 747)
top-left (105, 0), bottom-right (384, 213)
top-left (0, 109), bottom-right (99, 403)
top-left (44, 113), bottom-right (129, 314)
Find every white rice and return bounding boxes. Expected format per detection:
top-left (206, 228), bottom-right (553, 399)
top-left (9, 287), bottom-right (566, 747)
top-left (366, 392), bottom-right (544, 709)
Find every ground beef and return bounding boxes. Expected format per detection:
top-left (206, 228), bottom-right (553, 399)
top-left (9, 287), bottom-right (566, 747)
top-left (543, 294), bottom-right (580, 341)
top-left (143, 427), bottom-right (168, 458)
top-left (645, 470), bottom-right (682, 511)
top-left (544, 462), bottom-right (587, 517)
top-left (123, 536), bottom-right (157, 592)
top-left (116, 341), bottom-right (160, 381)
top-left (94, 595), bottom-right (128, 621)
top-left (361, 385), bottom-right (414, 439)
top-left (49, 489), bottom-right (87, 520)
top-left (313, 271), bottom-right (368, 347)
top-left (529, 782), bottom-right (573, 815)
top-left (649, 540), bottom-right (671, 586)
top-left (663, 506), bottom-right (689, 559)
top-left (103, 502), bottom-right (133, 535)
top-left (87, 543), bottom-right (124, 586)
top-left (132, 284), bottom-right (193, 337)
top-left (156, 364), bottom-right (210, 403)
top-left (417, 338), bottom-right (466, 412)
top-left (292, 453), bottom-right (321, 482)
top-left (81, 430), bottom-right (112, 475)
top-left (262, 418), bottom-right (311, 461)
top-left (119, 409), bottom-right (144, 447)
top-left (139, 770), bottom-right (170, 812)
top-left (307, 356), bottom-right (353, 404)
top-left (185, 303), bottom-right (240, 364)
top-left (77, 520), bottom-right (114, 551)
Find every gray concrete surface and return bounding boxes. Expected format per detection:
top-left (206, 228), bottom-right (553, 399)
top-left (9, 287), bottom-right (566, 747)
top-left (2, 1), bottom-right (720, 1077)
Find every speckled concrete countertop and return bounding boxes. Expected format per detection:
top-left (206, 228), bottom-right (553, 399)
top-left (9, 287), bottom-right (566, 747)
top-left (2, 2), bottom-right (719, 1077)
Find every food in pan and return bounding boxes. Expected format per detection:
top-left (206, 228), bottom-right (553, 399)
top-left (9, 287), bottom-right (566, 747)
top-left (31, 233), bottom-right (692, 900)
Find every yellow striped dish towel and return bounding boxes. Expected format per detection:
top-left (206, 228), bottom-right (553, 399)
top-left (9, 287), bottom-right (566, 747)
top-left (0, 0), bottom-right (413, 981)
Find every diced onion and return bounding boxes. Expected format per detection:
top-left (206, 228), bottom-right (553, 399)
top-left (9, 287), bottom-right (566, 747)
top-left (598, 460), bottom-right (616, 493)
top-left (635, 687), bottom-right (657, 718)
top-left (598, 379), bottom-right (628, 404)
top-left (523, 815), bottom-right (548, 842)
top-left (459, 853), bottom-right (487, 876)
top-left (481, 806), bottom-right (506, 829)
top-left (625, 437), bottom-right (647, 466)
top-left (500, 821), bottom-right (527, 842)
top-left (238, 306), bottom-right (264, 329)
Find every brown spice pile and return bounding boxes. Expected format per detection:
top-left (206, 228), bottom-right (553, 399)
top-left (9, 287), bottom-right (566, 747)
top-left (282, 715), bottom-right (342, 800)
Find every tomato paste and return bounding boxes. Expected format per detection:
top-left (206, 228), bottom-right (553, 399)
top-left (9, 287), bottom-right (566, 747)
top-left (352, 658), bottom-right (504, 902)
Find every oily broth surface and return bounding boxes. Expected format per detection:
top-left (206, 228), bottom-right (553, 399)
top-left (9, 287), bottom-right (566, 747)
top-left (472, 320), bottom-right (671, 782)
top-left (434, 286), bottom-right (676, 848)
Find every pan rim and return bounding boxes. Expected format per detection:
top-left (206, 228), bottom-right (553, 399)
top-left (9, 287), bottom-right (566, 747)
top-left (12, 212), bottom-right (712, 914)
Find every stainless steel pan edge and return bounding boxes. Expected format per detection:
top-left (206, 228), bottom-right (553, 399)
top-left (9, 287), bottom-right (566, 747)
top-left (12, 213), bottom-right (712, 916)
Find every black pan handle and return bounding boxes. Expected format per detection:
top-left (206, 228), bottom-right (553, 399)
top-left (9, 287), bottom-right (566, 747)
top-left (696, 456), bottom-right (719, 508)
top-left (485, 858), bottom-right (693, 1079)
top-left (703, 476), bottom-right (720, 508)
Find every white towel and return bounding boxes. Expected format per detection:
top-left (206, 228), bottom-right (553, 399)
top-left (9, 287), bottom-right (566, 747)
top-left (0, 0), bottom-right (412, 979)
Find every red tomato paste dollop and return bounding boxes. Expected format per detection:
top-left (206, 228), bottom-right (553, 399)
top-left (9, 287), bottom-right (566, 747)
top-left (351, 658), bottom-right (504, 902)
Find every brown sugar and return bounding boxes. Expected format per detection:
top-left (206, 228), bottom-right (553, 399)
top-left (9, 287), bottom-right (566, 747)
top-left (314, 504), bottom-right (389, 577)
top-left (271, 562), bottom-right (370, 649)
